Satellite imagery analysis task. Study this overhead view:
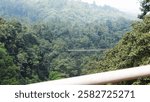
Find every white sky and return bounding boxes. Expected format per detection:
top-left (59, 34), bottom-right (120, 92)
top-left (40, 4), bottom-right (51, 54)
top-left (81, 0), bottom-right (141, 14)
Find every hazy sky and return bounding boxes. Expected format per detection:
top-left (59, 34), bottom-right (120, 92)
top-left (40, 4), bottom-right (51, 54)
top-left (81, 0), bottom-right (141, 14)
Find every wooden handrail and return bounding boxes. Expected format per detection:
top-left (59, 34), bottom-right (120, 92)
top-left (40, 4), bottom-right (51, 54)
top-left (32, 65), bottom-right (150, 85)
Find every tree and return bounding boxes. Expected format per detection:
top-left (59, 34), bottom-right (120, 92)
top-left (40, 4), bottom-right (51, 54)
top-left (91, 15), bottom-right (150, 85)
top-left (0, 44), bottom-right (19, 84)
top-left (138, 0), bottom-right (150, 19)
top-left (0, 0), bottom-right (133, 84)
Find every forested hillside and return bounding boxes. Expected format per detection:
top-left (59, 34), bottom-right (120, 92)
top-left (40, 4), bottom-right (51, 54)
top-left (0, 0), bottom-right (140, 85)
top-left (86, 0), bottom-right (150, 85)
top-left (0, 0), bottom-right (134, 22)
top-left (0, 0), bottom-right (148, 85)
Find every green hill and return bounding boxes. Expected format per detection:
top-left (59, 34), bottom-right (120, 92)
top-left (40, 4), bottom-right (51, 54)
top-left (2, 0), bottom-right (148, 85)
top-left (85, 15), bottom-right (150, 85)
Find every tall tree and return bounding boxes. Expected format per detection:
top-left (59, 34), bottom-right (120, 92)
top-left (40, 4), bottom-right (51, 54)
top-left (0, 44), bottom-right (19, 84)
top-left (138, 0), bottom-right (150, 19)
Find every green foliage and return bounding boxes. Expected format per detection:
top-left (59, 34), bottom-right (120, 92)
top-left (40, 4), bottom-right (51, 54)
top-left (49, 71), bottom-right (66, 80)
top-left (138, 0), bottom-right (150, 19)
top-left (0, 0), bottom-right (134, 22)
top-left (90, 15), bottom-right (150, 85)
top-left (0, 0), bottom-right (133, 84)
top-left (0, 43), bottom-right (19, 84)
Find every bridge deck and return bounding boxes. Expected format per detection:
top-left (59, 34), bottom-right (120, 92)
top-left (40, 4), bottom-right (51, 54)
top-left (67, 49), bottom-right (106, 52)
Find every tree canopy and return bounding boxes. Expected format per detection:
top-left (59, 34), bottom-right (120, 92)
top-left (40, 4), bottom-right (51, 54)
top-left (138, 0), bottom-right (150, 19)
top-left (0, 0), bottom-right (149, 85)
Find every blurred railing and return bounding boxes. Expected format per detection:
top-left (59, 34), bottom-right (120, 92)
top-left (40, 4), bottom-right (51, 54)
top-left (32, 65), bottom-right (150, 85)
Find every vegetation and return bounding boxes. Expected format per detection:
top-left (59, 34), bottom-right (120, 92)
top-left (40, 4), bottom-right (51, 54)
top-left (138, 0), bottom-right (150, 19)
top-left (0, 0), bottom-right (149, 85)
top-left (87, 0), bottom-right (150, 84)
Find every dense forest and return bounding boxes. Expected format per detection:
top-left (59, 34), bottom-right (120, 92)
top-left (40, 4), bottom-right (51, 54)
top-left (0, 0), bottom-right (149, 85)
top-left (85, 0), bottom-right (150, 85)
